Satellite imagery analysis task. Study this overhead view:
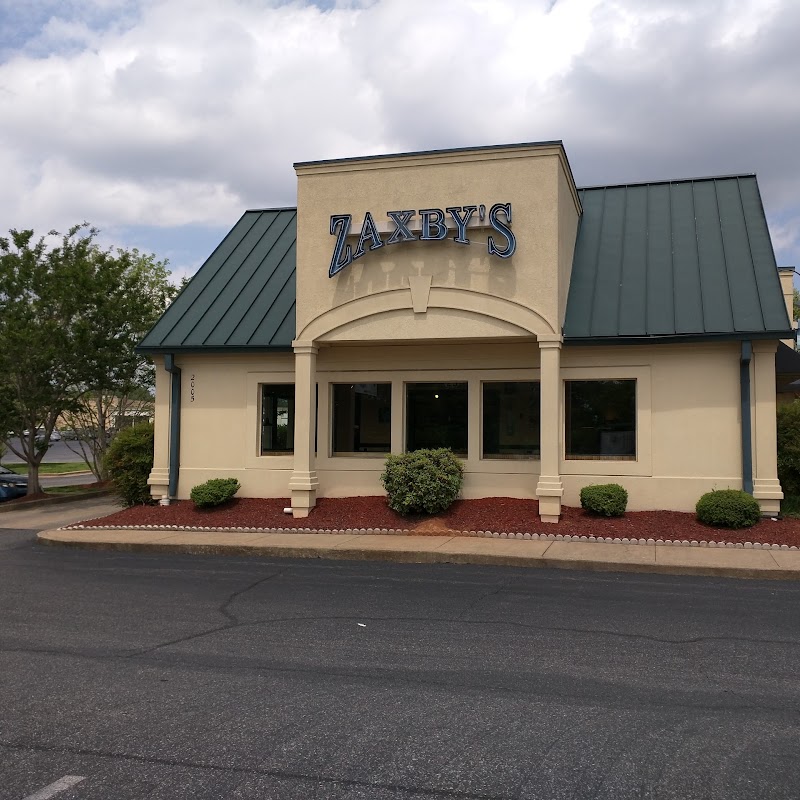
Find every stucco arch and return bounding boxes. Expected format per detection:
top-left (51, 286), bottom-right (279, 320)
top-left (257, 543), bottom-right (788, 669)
top-left (296, 286), bottom-right (556, 344)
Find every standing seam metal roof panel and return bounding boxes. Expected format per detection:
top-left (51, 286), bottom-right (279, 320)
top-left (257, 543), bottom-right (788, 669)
top-left (137, 209), bottom-right (297, 352)
top-left (138, 176), bottom-right (791, 353)
top-left (563, 175), bottom-right (792, 342)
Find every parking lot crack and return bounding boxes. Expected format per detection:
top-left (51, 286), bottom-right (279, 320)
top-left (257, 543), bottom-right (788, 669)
top-left (125, 569), bottom-right (286, 657)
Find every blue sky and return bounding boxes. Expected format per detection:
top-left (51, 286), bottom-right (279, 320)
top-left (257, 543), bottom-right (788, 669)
top-left (0, 0), bottom-right (797, 284)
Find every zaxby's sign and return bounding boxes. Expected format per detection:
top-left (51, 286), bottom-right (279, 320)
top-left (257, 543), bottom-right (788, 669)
top-left (328, 203), bottom-right (516, 277)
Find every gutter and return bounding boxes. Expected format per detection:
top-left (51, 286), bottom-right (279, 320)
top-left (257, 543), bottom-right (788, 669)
top-left (740, 341), bottom-right (753, 495)
top-left (163, 354), bottom-right (182, 504)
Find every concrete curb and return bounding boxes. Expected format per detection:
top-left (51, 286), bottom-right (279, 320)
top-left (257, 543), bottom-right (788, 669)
top-left (36, 529), bottom-right (800, 581)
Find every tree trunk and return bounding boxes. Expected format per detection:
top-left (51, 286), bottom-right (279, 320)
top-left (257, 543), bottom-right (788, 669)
top-left (27, 460), bottom-right (42, 496)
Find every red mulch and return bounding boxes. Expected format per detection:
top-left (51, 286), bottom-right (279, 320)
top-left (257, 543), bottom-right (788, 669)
top-left (73, 495), bottom-right (800, 547)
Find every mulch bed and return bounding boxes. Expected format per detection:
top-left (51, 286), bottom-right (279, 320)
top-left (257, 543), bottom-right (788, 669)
top-left (71, 495), bottom-right (800, 547)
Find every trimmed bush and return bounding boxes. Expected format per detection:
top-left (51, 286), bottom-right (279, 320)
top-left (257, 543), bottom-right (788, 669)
top-left (777, 400), bottom-right (800, 496)
top-left (380, 448), bottom-right (464, 516)
top-left (104, 423), bottom-right (155, 506)
top-left (580, 483), bottom-right (628, 517)
top-left (696, 489), bottom-right (760, 529)
top-left (190, 477), bottom-right (241, 508)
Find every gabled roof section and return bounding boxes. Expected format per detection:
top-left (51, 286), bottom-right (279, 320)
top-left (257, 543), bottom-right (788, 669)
top-left (138, 208), bottom-right (297, 353)
top-left (563, 175), bottom-right (793, 343)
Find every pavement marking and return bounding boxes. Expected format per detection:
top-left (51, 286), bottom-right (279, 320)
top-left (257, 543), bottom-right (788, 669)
top-left (21, 775), bottom-right (86, 800)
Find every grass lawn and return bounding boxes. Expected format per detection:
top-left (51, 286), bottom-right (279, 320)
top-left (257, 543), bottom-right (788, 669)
top-left (2, 462), bottom-right (91, 475)
top-left (44, 484), bottom-right (104, 495)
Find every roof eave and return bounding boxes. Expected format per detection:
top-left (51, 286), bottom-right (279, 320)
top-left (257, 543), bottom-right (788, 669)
top-left (563, 331), bottom-right (794, 347)
top-left (136, 345), bottom-right (294, 356)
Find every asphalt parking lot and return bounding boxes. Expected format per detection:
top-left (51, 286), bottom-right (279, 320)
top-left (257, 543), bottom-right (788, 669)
top-left (2, 499), bottom-right (800, 799)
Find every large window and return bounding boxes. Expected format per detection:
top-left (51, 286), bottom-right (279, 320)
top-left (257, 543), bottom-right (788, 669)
top-left (483, 381), bottom-right (540, 458)
top-left (261, 384), bottom-right (294, 455)
top-left (332, 383), bottom-right (391, 455)
top-left (406, 382), bottom-right (468, 455)
top-left (565, 379), bottom-right (636, 460)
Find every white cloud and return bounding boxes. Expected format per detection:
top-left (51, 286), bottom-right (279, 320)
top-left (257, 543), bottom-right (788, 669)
top-left (0, 0), bottom-right (798, 274)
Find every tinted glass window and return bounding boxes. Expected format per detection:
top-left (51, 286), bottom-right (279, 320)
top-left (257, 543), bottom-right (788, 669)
top-left (332, 383), bottom-right (391, 454)
top-left (483, 381), bottom-right (540, 458)
top-left (406, 382), bottom-right (468, 455)
top-left (565, 379), bottom-right (636, 459)
top-left (261, 384), bottom-right (294, 455)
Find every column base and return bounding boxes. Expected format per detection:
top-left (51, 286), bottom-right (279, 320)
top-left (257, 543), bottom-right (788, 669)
top-left (148, 468), bottom-right (170, 502)
top-left (753, 478), bottom-right (783, 516)
top-left (289, 471), bottom-right (320, 518)
top-left (536, 475), bottom-right (564, 523)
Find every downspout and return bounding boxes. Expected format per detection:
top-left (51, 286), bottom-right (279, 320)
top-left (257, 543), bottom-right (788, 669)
top-left (163, 354), bottom-right (181, 504)
top-left (740, 341), bottom-right (753, 495)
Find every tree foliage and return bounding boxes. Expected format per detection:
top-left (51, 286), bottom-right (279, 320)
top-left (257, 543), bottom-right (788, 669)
top-left (777, 400), bottom-right (800, 496)
top-left (104, 423), bottom-right (156, 506)
top-left (0, 224), bottom-right (175, 492)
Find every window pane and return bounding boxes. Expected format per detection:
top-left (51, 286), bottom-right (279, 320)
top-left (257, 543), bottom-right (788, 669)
top-left (261, 384), bottom-right (295, 455)
top-left (565, 379), bottom-right (636, 460)
top-left (332, 383), bottom-right (391, 454)
top-left (483, 382), bottom-right (540, 458)
top-left (406, 382), bottom-right (468, 455)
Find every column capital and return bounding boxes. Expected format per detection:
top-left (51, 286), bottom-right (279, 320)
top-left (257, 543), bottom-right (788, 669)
top-left (292, 340), bottom-right (319, 355)
top-left (537, 334), bottom-right (563, 349)
top-left (751, 340), bottom-right (778, 355)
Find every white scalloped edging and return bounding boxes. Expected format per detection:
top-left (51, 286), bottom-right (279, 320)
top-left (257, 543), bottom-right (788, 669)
top-left (55, 522), bottom-right (799, 550)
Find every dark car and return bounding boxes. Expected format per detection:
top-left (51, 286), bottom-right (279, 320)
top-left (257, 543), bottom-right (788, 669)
top-left (0, 465), bottom-right (27, 501)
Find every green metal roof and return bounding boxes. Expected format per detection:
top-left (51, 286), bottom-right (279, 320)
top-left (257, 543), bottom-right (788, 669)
top-left (138, 209), bottom-right (296, 352)
top-left (139, 175), bottom-right (791, 354)
top-left (563, 175), bottom-right (793, 344)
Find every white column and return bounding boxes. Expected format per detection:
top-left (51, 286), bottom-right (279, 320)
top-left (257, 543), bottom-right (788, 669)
top-left (752, 340), bottom-right (783, 515)
top-left (537, 334), bottom-right (564, 523)
top-left (289, 341), bottom-right (319, 518)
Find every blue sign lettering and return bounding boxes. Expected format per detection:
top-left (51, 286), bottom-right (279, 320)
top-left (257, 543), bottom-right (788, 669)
top-left (447, 205), bottom-right (477, 245)
top-left (328, 203), bottom-right (516, 277)
top-left (386, 210), bottom-right (415, 244)
top-left (328, 215), bottom-right (353, 277)
top-left (353, 211), bottom-right (384, 259)
top-left (487, 203), bottom-right (516, 258)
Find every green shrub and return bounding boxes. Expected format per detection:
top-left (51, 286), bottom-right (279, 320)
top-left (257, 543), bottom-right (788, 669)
top-left (190, 478), bottom-right (241, 508)
top-left (104, 423), bottom-right (155, 506)
top-left (696, 489), bottom-right (760, 528)
top-left (777, 400), bottom-right (800, 496)
top-left (380, 448), bottom-right (464, 515)
top-left (580, 483), bottom-right (628, 517)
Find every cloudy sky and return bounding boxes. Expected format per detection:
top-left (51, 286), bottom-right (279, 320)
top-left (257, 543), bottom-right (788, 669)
top-left (0, 0), bottom-right (798, 283)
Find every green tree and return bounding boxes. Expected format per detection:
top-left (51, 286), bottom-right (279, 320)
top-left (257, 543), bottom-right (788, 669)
top-left (60, 247), bottom-right (176, 480)
top-left (0, 225), bottom-right (174, 493)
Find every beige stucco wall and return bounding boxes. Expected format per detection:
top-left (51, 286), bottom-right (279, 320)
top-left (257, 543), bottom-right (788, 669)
top-left (778, 266), bottom-right (797, 348)
top-left (152, 340), bottom-right (769, 513)
top-left (294, 144), bottom-right (580, 345)
top-left (149, 352), bottom-right (295, 500)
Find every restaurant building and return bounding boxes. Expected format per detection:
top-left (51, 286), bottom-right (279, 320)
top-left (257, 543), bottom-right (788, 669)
top-left (138, 141), bottom-right (794, 522)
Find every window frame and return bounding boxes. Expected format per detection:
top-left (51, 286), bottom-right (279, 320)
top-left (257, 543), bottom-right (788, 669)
top-left (564, 378), bottom-right (637, 462)
top-left (404, 380), bottom-right (469, 456)
top-left (330, 382), bottom-right (392, 457)
top-left (480, 380), bottom-right (541, 460)
top-left (259, 383), bottom-right (296, 456)
top-left (559, 366), bottom-right (651, 477)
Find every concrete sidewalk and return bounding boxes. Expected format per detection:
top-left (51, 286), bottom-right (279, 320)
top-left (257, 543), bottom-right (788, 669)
top-left (37, 527), bottom-right (800, 580)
